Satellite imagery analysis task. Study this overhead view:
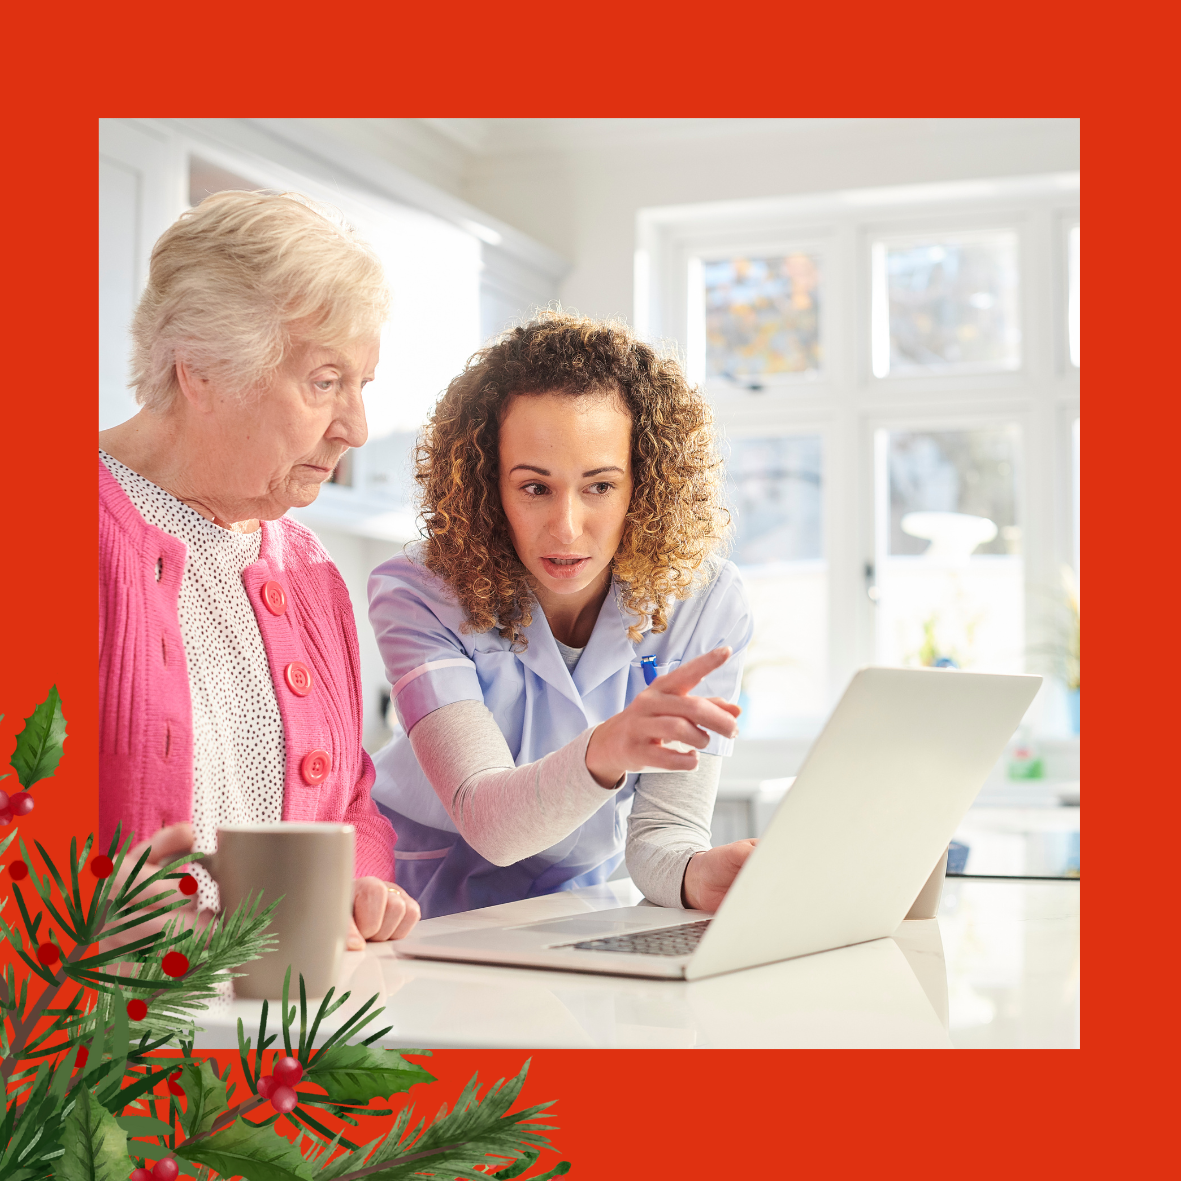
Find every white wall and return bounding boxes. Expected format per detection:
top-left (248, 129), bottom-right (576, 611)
top-left (307, 529), bottom-right (403, 750)
top-left (455, 119), bottom-right (1080, 323)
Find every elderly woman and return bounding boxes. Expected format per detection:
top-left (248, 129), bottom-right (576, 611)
top-left (99, 189), bottom-right (418, 947)
top-left (367, 312), bottom-right (756, 919)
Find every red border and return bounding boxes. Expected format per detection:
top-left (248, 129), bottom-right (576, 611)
top-left (3, 4), bottom-right (1164, 1172)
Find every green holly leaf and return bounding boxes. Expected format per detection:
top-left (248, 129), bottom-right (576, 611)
top-left (10, 685), bottom-right (67, 790)
top-left (52, 1087), bottom-right (134, 1181)
top-left (175, 1118), bottom-right (315, 1181)
top-left (114, 1116), bottom-right (175, 1138)
top-left (176, 1059), bottom-right (229, 1138)
top-left (304, 1044), bottom-right (435, 1104)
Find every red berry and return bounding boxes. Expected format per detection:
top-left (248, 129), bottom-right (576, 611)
top-left (269, 1084), bottom-right (298, 1114)
top-left (36, 942), bottom-right (60, 966)
top-left (74, 1045), bottom-right (89, 1067)
top-left (130, 1170), bottom-right (152, 1181)
top-left (126, 999), bottom-right (148, 1021)
top-left (0, 790), bottom-right (7, 810)
top-left (178, 873), bottom-right (198, 896)
top-left (271, 1056), bottom-right (303, 1087)
top-left (161, 951), bottom-right (189, 978)
top-left (8, 861), bottom-right (28, 881)
top-left (0, 808), bottom-right (13, 826)
top-left (10, 794), bottom-right (34, 816)
top-left (256, 1074), bottom-right (275, 1098)
top-left (151, 1159), bottom-right (179, 1181)
top-left (90, 855), bottom-right (115, 879)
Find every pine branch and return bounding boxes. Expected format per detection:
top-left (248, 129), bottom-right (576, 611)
top-left (314, 1064), bottom-right (561, 1181)
top-left (2, 692), bottom-right (571, 1181)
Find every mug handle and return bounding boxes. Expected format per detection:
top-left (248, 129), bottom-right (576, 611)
top-left (195, 851), bottom-right (219, 883)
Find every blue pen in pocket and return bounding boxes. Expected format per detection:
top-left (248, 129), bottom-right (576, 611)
top-left (641, 655), bottom-right (658, 685)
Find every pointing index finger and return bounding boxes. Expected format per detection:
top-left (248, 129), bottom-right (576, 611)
top-left (654, 647), bottom-right (732, 696)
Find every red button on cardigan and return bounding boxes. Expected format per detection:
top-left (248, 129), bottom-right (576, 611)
top-left (284, 661), bottom-right (313, 697)
top-left (261, 581), bottom-right (287, 615)
top-left (301, 750), bottom-right (331, 785)
top-left (99, 458), bottom-right (396, 883)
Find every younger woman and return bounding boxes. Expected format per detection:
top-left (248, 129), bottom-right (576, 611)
top-left (368, 313), bottom-right (755, 918)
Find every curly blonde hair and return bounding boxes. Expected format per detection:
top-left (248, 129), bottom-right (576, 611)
top-left (416, 311), bottom-right (729, 646)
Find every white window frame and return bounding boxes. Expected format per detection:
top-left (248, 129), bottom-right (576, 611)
top-left (637, 172), bottom-right (1080, 732)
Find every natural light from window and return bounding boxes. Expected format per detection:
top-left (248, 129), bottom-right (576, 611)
top-left (871, 232), bottom-right (1021, 378)
top-left (1068, 223), bottom-right (1080, 368)
top-left (873, 426), bottom-right (1024, 674)
top-left (724, 434), bottom-right (828, 737)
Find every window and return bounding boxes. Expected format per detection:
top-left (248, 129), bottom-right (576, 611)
top-left (638, 171), bottom-right (1078, 742)
top-left (725, 435), bottom-right (827, 736)
top-left (871, 231), bottom-right (1021, 378)
top-left (1068, 223), bottom-right (1080, 368)
top-left (692, 252), bottom-right (822, 387)
top-left (1072, 417), bottom-right (1080, 577)
top-left (874, 426), bottom-right (1024, 673)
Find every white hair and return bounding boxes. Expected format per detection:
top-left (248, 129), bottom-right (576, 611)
top-left (129, 190), bottom-right (390, 411)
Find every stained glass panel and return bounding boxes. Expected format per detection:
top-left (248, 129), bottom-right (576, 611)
top-left (702, 253), bottom-right (821, 382)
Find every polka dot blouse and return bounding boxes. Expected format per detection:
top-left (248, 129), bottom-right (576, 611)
top-left (99, 451), bottom-right (285, 913)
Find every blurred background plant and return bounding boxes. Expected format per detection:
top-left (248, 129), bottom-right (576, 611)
top-left (1027, 566), bottom-right (1080, 733)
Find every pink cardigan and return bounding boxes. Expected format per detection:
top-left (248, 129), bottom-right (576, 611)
top-left (98, 459), bottom-right (396, 880)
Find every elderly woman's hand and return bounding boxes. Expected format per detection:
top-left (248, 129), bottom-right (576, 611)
top-left (349, 878), bottom-right (421, 949)
top-left (102, 827), bottom-right (420, 956)
top-left (99, 822), bottom-right (212, 953)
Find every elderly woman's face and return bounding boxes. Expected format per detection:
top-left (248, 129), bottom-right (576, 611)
top-left (497, 391), bottom-right (633, 600)
top-left (186, 336), bottom-right (379, 518)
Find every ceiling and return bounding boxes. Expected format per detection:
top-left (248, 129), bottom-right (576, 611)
top-left (419, 118), bottom-right (854, 155)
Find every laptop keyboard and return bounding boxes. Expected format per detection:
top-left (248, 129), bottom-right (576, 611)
top-left (560, 918), bottom-right (712, 957)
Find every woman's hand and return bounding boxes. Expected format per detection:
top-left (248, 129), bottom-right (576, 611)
top-left (99, 822), bottom-right (210, 953)
top-left (101, 826), bottom-right (421, 953)
top-left (349, 878), bottom-right (421, 949)
top-left (681, 839), bottom-right (759, 912)
top-left (585, 647), bottom-right (741, 788)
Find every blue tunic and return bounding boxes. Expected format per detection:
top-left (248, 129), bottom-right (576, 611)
top-left (367, 544), bottom-right (753, 917)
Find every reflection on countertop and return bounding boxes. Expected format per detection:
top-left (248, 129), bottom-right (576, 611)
top-left (195, 876), bottom-right (1078, 1050)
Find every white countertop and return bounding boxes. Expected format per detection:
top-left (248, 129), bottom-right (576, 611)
top-left (194, 875), bottom-right (1078, 1050)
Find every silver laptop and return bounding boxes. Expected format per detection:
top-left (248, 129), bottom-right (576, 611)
top-left (396, 666), bottom-right (1041, 981)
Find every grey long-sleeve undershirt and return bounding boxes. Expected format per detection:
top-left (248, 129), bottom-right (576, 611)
top-left (407, 698), bottom-right (719, 907)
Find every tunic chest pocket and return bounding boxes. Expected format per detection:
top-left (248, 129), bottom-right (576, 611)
top-left (629, 659), bottom-right (682, 690)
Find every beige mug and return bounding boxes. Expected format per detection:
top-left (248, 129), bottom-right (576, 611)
top-left (204, 823), bottom-right (355, 1000)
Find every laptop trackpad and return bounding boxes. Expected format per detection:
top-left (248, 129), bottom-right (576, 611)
top-left (511, 916), bottom-right (667, 938)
